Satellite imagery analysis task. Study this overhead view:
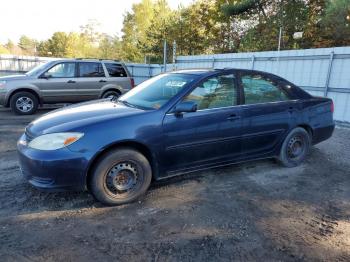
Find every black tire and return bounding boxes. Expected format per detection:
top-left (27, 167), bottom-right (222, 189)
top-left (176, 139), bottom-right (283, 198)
top-left (90, 148), bottom-right (152, 206)
top-left (279, 127), bottom-right (311, 167)
top-left (102, 90), bottom-right (120, 99)
top-left (10, 91), bottom-right (38, 115)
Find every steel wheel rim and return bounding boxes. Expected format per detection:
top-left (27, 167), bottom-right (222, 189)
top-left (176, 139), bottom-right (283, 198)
top-left (16, 97), bottom-right (34, 112)
top-left (104, 161), bottom-right (142, 198)
top-left (287, 135), bottom-right (305, 160)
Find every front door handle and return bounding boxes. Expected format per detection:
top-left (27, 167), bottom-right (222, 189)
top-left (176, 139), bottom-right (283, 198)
top-left (227, 114), bottom-right (241, 121)
top-left (67, 80), bottom-right (76, 83)
top-left (99, 79), bottom-right (107, 83)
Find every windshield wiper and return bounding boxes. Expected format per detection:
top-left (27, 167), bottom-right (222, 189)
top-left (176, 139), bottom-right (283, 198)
top-left (118, 99), bottom-right (138, 109)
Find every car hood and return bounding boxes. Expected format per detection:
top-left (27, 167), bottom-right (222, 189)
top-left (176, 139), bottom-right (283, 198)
top-left (26, 100), bottom-right (144, 137)
top-left (0, 74), bottom-right (30, 81)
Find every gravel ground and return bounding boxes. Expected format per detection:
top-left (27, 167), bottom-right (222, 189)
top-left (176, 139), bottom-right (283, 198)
top-left (0, 107), bottom-right (350, 262)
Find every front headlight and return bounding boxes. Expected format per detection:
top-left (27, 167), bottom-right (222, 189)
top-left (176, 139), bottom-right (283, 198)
top-left (0, 81), bottom-right (6, 89)
top-left (28, 132), bottom-right (84, 150)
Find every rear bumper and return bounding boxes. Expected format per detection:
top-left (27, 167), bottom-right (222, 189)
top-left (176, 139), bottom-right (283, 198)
top-left (312, 123), bottom-right (335, 145)
top-left (17, 134), bottom-right (89, 191)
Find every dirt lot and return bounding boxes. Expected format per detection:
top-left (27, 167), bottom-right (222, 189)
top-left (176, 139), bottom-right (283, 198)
top-left (0, 107), bottom-right (350, 262)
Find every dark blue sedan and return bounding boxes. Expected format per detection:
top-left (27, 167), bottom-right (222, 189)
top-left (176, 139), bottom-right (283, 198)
top-left (17, 69), bottom-right (335, 205)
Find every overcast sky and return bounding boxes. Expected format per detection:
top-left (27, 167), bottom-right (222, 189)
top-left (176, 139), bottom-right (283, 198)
top-left (0, 0), bottom-right (193, 44)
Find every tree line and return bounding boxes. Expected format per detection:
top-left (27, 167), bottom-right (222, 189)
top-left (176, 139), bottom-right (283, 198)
top-left (0, 0), bottom-right (349, 63)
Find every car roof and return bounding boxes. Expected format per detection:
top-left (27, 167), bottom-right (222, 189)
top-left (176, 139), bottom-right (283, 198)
top-left (170, 68), bottom-right (240, 77)
top-left (171, 68), bottom-right (284, 78)
top-left (171, 68), bottom-right (234, 76)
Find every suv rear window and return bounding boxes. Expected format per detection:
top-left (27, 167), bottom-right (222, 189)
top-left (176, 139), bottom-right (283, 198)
top-left (105, 63), bottom-right (127, 77)
top-left (79, 63), bottom-right (105, 77)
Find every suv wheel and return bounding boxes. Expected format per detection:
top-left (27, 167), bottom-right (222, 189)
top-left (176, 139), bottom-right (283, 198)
top-left (102, 90), bottom-right (120, 100)
top-left (89, 148), bottom-right (152, 206)
top-left (10, 91), bottom-right (39, 115)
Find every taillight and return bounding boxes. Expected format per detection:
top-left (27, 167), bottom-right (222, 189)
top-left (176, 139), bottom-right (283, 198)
top-left (130, 78), bottom-right (135, 88)
top-left (330, 100), bottom-right (334, 113)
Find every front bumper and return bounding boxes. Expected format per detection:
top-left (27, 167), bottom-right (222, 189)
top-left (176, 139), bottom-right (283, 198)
top-left (0, 92), bottom-right (7, 106)
top-left (17, 134), bottom-right (89, 191)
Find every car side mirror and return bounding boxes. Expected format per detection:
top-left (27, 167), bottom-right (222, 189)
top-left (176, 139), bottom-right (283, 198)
top-left (174, 101), bottom-right (197, 115)
top-left (41, 72), bottom-right (52, 79)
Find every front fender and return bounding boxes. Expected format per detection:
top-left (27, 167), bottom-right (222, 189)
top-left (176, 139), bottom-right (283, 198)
top-left (6, 84), bottom-right (42, 106)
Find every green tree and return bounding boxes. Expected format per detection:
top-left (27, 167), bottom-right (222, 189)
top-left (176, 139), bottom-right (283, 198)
top-left (320, 0), bottom-right (350, 47)
top-left (18, 35), bottom-right (37, 55)
top-left (98, 35), bottom-right (122, 59)
top-left (120, 0), bottom-right (155, 62)
top-left (0, 44), bottom-right (9, 54)
top-left (143, 0), bottom-right (175, 62)
top-left (46, 32), bottom-right (69, 57)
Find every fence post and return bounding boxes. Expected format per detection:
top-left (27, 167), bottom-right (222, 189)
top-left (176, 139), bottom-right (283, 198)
top-left (212, 57), bottom-right (216, 68)
top-left (130, 65), bottom-right (134, 77)
top-left (163, 40), bottom-right (167, 72)
top-left (251, 55), bottom-right (255, 70)
top-left (148, 64), bottom-right (152, 77)
top-left (324, 51), bottom-right (334, 97)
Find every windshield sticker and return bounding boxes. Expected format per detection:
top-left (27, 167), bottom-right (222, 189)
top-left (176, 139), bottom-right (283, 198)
top-left (166, 81), bottom-right (187, 87)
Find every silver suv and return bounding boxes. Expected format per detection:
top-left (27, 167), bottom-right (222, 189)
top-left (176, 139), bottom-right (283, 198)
top-left (0, 59), bottom-right (134, 114)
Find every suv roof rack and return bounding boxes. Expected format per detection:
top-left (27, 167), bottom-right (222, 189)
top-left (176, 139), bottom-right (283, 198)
top-left (76, 58), bottom-right (103, 61)
top-left (75, 58), bottom-right (122, 62)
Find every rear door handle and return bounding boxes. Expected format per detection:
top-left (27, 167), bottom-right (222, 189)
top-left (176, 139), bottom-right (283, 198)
top-left (99, 79), bottom-right (107, 83)
top-left (227, 114), bottom-right (241, 121)
top-left (67, 80), bottom-right (76, 83)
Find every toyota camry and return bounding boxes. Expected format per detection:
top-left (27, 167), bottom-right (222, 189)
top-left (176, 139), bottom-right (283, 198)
top-left (17, 69), bottom-right (335, 205)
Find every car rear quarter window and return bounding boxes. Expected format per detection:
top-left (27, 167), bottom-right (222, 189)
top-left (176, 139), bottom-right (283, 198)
top-left (242, 74), bottom-right (289, 104)
top-left (105, 63), bottom-right (127, 77)
top-left (78, 62), bottom-right (105, 77)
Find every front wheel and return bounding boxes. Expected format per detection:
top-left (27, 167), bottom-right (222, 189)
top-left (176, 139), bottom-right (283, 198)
top-left (89, 148), bottom-right (152, 206)
top-left (279, 127), bottom-right (311, 167)
top-left (10, 91), bottom-right (38, 115)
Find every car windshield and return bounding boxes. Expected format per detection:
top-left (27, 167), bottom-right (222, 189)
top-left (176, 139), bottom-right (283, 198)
top-left (25, 62), bottom-right (51, 76)
top-left (118, 73), bottom-right (196, 110)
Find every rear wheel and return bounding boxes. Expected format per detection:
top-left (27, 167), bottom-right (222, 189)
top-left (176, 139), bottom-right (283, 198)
top-left (102, 90), bottom-right (120, 100)
top-left (89, 148), bottom-right (152, 206)
top-left (279, 127), bottom-right (311, 167)
top-left (10, 91), bottom-right (38, 115)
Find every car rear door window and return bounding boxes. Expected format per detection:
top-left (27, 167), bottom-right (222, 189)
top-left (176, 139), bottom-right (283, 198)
top-left (184, 74), bottom-right (237, 110)
top-left (105, 63), bottom-right (127, 77)
top-left (242, 74), bottom-right (289, 104)
top-left (47, 63), bottom-right (75, 78)
top-left (79, 62), bottom-right (105, 77)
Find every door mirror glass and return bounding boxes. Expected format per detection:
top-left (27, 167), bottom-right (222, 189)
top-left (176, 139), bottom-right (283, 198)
top-left (174, 101), bottom-right (197, 114)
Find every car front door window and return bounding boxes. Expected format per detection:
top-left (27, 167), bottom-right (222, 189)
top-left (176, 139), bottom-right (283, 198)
top-left (46, 63), bottom-right (75, 78)
top-left (184, 74), bottom-right (237, 110)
